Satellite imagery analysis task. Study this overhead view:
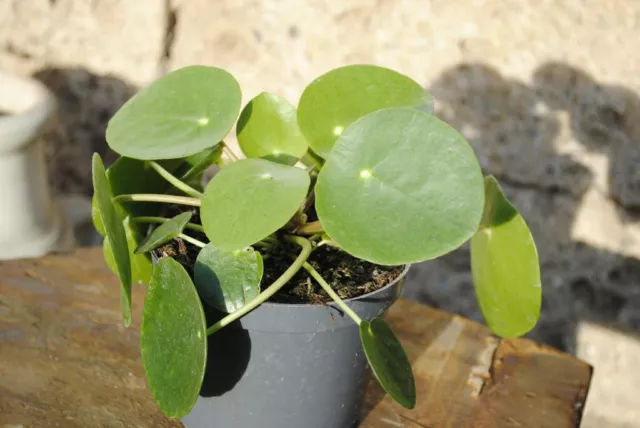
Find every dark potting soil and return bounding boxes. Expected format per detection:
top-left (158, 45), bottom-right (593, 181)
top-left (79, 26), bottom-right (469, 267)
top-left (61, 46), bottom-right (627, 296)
top-left (261, 240), bottom-right (404, 304)
top-left (156, 206), bottom-right (405, 305)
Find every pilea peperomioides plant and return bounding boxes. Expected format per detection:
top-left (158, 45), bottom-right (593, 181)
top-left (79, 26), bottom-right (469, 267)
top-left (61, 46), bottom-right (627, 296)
top-left (92, 64), bottom-right (541, 420)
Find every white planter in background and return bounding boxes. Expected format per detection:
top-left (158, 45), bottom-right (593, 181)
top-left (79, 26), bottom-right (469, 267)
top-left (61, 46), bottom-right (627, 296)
top-left (0, 70), bottom-right (73, 260)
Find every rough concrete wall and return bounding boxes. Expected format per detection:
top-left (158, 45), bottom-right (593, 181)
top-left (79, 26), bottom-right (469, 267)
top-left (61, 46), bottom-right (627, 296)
top-left (0, 0), bottom-right (167, 193)
top-left (1, 1), bottom-right (639, 425)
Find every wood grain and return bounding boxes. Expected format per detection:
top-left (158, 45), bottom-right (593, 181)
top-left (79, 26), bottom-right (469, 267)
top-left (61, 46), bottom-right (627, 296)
top-left (0, 249), bottom-right (592, 427)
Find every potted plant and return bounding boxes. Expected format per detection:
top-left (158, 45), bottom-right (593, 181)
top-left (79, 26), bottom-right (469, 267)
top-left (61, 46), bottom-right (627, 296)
top-left (91, 64), bottom-right (541, 427)
top-left (0, 69), bottom-right (73, 260)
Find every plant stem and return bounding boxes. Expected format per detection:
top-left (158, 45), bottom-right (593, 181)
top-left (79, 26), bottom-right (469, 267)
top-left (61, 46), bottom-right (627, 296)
top-left (252, 241), bottom-right (271, 249)
top-left (303, 262), bottom-right (362, 325)
top-left (207, 235), bottom-right (312, 335)
top-left (179, 233), bottom-right (206, 248)
top-left (149, 161), bottom-right (203, 199)
top-left (222, 141), bottom-right (240, 162)
top-left (261, 235), bottom-right (280, 245)
top-left (113, 194), bottom-right (202, 207)
top-left (315, 239), bottom-right (338, 249)
top-left (301, 151), bottom-right (324, 171)
top-left (297, 220), bottom-right (324, 235)
top-left (131, 216), bottom-right (205, 233)
top-left (300, 190), bottom-right (315, 216)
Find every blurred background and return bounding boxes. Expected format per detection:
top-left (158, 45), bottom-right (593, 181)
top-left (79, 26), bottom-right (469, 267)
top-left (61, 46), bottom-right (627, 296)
top-left (1, 1), bottom-right (638, 427)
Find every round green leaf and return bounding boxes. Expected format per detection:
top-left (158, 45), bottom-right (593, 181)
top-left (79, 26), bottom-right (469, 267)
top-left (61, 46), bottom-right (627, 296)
top-left (201, 158), bottom-right (310, 252)
top-left (134, 212), bottom-right (192, 254)
top-left (141, 257), bottom-right (207, 418)
top-left (360, 317), bottom-right (415, 409)
top-left (297, 64), bottom-right (432, 158)
top-left (106, 65), bottom-right (241, 160)
top-left (315, 107), bottom-right (484, 265)
top-left (236, 92), bottom-right (308, 165)
top-left (92, 153), bottom-right (132, 326)
top-left (104, 217), bottom-right (152, 286)
top-left (471, 176), bottom-right (541, 338)
top-left (194, 243), bottom-right (263, 313)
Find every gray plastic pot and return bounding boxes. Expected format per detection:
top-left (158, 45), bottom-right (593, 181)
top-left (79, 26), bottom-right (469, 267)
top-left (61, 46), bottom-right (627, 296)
top-left (181, 264), bottom-right (410, 428)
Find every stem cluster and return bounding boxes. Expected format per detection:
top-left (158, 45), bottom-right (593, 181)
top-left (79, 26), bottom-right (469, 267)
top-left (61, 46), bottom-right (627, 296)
top-left (117, 158), bottom-right (364, 336)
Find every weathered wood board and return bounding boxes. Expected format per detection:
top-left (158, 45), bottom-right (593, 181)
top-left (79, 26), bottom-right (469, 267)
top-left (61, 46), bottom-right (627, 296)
top-left (0, 249), bottom-right (591, 427)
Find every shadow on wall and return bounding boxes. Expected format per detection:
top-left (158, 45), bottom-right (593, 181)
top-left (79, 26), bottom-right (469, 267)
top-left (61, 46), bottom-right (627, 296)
top-left (403, 62), bottom-right (640, 353)
top-left (32, 67), bottom-right (134, 196)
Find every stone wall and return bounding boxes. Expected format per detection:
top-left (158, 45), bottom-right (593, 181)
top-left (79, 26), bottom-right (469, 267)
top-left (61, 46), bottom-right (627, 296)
top-left (2, 1), bottom-right (640, 424)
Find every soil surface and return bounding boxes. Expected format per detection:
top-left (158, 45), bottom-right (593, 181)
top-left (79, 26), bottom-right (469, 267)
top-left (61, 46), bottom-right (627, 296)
top-left (155, 207), bottom-right (404, 304)
top-left (261, 241), bottom-right (404, 304)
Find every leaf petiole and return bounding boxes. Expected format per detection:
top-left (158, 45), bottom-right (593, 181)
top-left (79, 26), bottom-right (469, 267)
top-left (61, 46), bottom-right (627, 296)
top-left (221, 141), bottom-right (241, 162)
top-left (303, 261), bottom-right (362, 325)
top-left (149, 161), bottom-right (204, 198)
top-left (296, 220), bottom-right (324, 235)
top-left (206, 235), bottom-right (312, 335)
top-left (300, 150), bottom-right (324, 171)
top-left (178, 233), bottom-right (207, 248)
top-left (113, 194), bottom-right (202, 207)
top-left (315, 239), bottom-right (338, 249)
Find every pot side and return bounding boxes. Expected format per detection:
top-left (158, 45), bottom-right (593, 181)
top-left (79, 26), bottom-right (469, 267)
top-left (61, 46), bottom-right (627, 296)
top-left (181, 264), bottom-right (410, 428)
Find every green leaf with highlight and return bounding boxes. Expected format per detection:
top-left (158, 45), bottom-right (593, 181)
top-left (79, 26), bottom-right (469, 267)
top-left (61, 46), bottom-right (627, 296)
top-left (297, 64), bottom-right (432, 158)
top-left (106, 65), bottom-right (241, 160)
top-left (316, 107), bottom-right (484, 265)
top-left (237, 92), bottom-right (308, 165)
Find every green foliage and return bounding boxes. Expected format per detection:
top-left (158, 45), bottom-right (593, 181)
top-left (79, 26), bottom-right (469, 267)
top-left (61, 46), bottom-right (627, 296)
top-left (315, 107), bottom-right (484, 265)
top-left (106, 65), bottom-right (241, 160)
top-left (471, 176), bottom-right (541, 337)
top-left (237, 92), bottom-right (308, 165)
top-left (93, 63), bottom-right (542, 418)
top-left (194, 243), bottom-right (263, 313)
top-left (104, 216), bottom-right (152, 286)
top-left (201, 158), bottom-right (310, 252)
top-left (177, 144), bottom-right (224, 186)
top-left (141, 258), bottom-right (207, 418)
top-left (360, 317), bottom-right (415, 409)
top-left (91, 156), bottom-right (185, 236)
top-left (91, 153), bottom-right (132, 326)
top-left (135, 212), bottom-right (192, 254)
top-left (297, 64), bottom-right (431, 158)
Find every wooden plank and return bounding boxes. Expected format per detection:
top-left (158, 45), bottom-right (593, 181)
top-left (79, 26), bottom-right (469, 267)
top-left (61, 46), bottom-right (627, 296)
top-left (361, 303), bottom-right (592, 428)
top-left (0, 249), bottom-right (592, 427)
top-left (0, 249), bottom-right (178, 427)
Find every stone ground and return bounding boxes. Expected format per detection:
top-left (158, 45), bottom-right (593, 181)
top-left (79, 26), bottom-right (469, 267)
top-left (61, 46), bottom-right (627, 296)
top-left (1, 1), bottom-right (639, 426)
